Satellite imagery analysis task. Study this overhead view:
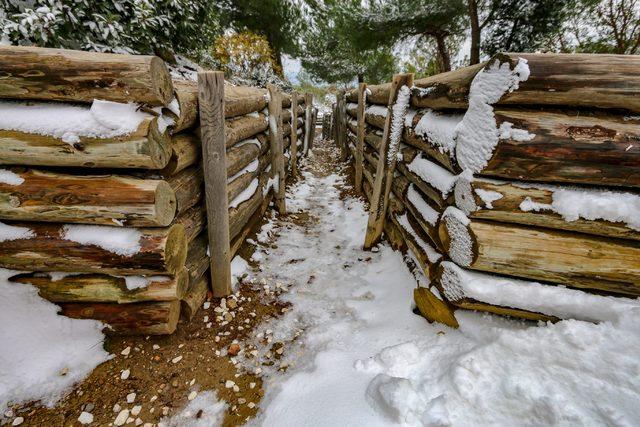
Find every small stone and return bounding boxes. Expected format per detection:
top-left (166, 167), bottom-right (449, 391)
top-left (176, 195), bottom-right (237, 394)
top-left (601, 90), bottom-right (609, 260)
top-left (171, 355), bottom-right (183, 364)
top-left (238, 398), bottom-right (246, 404)
top-left (12, 417), bottom-right (24, 426)
top-left (189, 379), bottom-right (195, 386)
top-left (214, 336), bottom-right (220, 342)
top-left (178, 344), bottom-right (185, 349)
top-left (120, 369), bottom-right (130, 380)
top-left (131, 405), bottom-right (142, 416)
top-left (224, 313), bottom-right (233, 322)
top-left (150, 395), bottom-right (158, 402)
top-left (121, 346), bottom-right (131, 356)
top-left (126, 417), bottom-right (134, 423)
top-left (84, 403), bottom-right (95, 412)
top-left (248, 402), bottom-right (256, 409)
top-left (228, 343), bottom-right (241, 356)
top-left (127, 392), bottom-right (136, 403)
top-left (172, 380), bottom-right (178, 388)
top-left (78, 411), bottom-right (94, 425)
top-left (203, 315), bottom-right (209, 322)
top-left (233, 385), bottom-right (240, 392)
top-left (188, 391), bottom-right (197, 401)
top-left (113, 404), bottom-right (121, 413)
top-left (59, 367), bottom-right (69, 376)
top-left (162, 407), bottom-right (170, 416)
top-left (249, 382), bottom-right (256, 389)
top-left (203, 301), bottom-right (211, 309)
top-left (227, 299), bottom-right (237, 309)
top-left (225, 380), bottom-right (235, 389)
top-left (135, 418), bottom-right (143, 426)
top-left (152, 344), bottom-right (160, 350)
top-left (114, 409), bottom-right (129, 426)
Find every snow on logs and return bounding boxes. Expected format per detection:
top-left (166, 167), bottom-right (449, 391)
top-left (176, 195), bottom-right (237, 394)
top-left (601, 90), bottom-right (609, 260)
top-left (0, 45), bottom-right (311, 334)
top-left (341, 52), bottom-right (640, 326)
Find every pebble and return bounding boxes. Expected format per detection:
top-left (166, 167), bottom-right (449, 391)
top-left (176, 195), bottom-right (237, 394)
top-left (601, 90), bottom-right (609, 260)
top-left (121, 346), bottom-right (131, 356)
top-left (227, 299), bottom-right (237, 309)
top-left (135, 418), bottom-right (143, 426)
top-left (78, 411), bottom-right (94, 425)
top-left (248, 402), bottom-right (256, 409)
top-left (113, 404), bottom-right (121, 413)
top-left (188, 391), bottom-right (198, 401)
top-left (189, 379), bottom-right (196, 386)
top-left (225, 380), bottom-right (235, 389)
top-left (12, 417), bottom-right (24, 426)
top-left (171, 355), bottom-right (183, 364)
top-left (114, 409), bottom-right (129, 426)
top-left (249, 382), bottom-right (256, 389)
top-left (152, 344), bottom-right (160, 350)
top-left (150, 395), bottom-right (158, 402)
top-left (120, 369), bottom-right (130, 380)
top-left (228, 343), bottom-right (241, 356)
top-left (131, 405), bottom-right (142, 416)
top-left (203, 302), bottom-right (211, 309)
top-left (238, 398), bottom-right (246, 404)
top-left (83, 403), bottom-right (95, 412)
top-left (203, 315), bottom-right (209, 322)
top-left (126, 392), bottom-right (136, 403)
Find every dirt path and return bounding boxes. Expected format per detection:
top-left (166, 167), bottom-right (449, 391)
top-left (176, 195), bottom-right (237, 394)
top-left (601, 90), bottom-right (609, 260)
top-left (11, 138), bottom-right (349, 427)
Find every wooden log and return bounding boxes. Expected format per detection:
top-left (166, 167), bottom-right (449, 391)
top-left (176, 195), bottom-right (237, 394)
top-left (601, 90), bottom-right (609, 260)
top-left (0, 167), bottom-right (177, 227)
top-left (364, 73), bottom-right (414, 249)
top-left (226, 85), bottom-right (268, 118)
top-left (230, 191), bottom-right (273, 259)
top-left (0, 116), bottom-right (172, 169)
top-left (414, 287), bottom-right (459, 328)
top-left (228, 152), bottom-right (270, 203)
top-left (181, 275), bottom-right (209, 321)
top-left (403, 110), bottom-right (460, 173)
top-left (225, 113), bottom-right (269, 148)
top-left (0, 221), bottom-right (188, 275)
top-left (168, 80), bottom-right (199, 133)
top-left (290, 92), bottom-right (299, 176)
top-left (176, 205), bottom-right (206, 244)
top-left (186, 233), bottom-right (209, 286)
top-left (59, 300), bottom-right (181, 335)
top-left (455, 175), bottom-right (640, 241)
top-left (475, 108), bottom-right (640, 188)
top-left (198, 71), bottom-right (232, 297)
top-left (160, 133), bottom-right (200, 176)
top-left (10, 269), bottom-right (188, 304)
top-left (268, 84), bottom-right (286, 214)
top-left (226, 134), bottom-right (267, 178)
top-left (309, 107), bottom-right (318, 150)
top-left (438, 208), bottom-right (640, 296)
top-left (304, 93), bottom-right (314, 157)
top-left (166, 166), bottom-right (203, 216)
top-left (355, 83), bottom-right (367, 192)
top-left (0, 45), bottom-right (174, 106)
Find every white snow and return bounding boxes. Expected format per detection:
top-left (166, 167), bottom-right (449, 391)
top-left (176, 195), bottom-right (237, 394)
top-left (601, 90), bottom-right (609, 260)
top-left (0, 221), bottom-right (34, 243)
top-left (0, 169), bottom-right (24, 186)
top-left (230, 179), bottom-right (259, 209)
top-left (406, 155), bottom-right (457, 198)
top-left (162, 390), bottom-right (226, 427)
top-left (120, 275), bottom-right (169, 291)
top-left (440, 207), bottom-right (473, 266)
top-left (246, 142), bottom-right (640, 427)
top-left (231, 256), bottom-right (249, 289)
top-left (519, 186), bottom-right (640, 230)
top-left (387, 86), bottom-right (411, 165)
top-left (406, 184), bottom-right (439, 226)
top-left (498, 121), bottom-right (536, 142)
top-left (413, 110), bottom-right (463, 155)
top-left (396, 214), bottom-right (441, 263)
top-left (439, 261), bottom-right (640, 322)
top-left (227, 158), bottom-right (259, 183)
top-left (475, 188), bottom-right (503, 208)
top-left (61, 225), bottom-right (142, 257)
top-left (0, 268), bottom-right (110, 412)
top-left (366, 105), bottom-right (388, 118)
top-left (0, 100), bottom-right (151, 144)
top-left (454, 58), bottom-right (530, 173)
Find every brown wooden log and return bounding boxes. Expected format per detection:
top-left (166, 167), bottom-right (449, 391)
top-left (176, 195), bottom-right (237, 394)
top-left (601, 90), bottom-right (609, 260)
top-left (0, 167), bottom-right (177, 227)
top-left (225, 113), bottom-right (269, 149)
top-left (228, 152), bottom-right (270, 203)
top-left (355, 83), bottom-right (367, 192)
top-left (402, 110), bottom-right (460, 173)
top-left (181, 275), bottom-right (209, 321)
top-left (290, 92), bottom-right (299, 176)
top-left (226, 85), bottom-right (268, 118)
top-left (160, 133), bottom-right (200, 176)
top-left (268, 84), bottom-right (286, 213)
top-left (175, 205), bottom-right (206, 244)
top-left (364, 73), bottom-right (414, 249)
top-left (478, 108), bottom-right (640, 188)
top-left (230, 191), bottom-right (273, 259)
top-left (199, 71), bottom-right (232, 297)
top-left (10, 269), bottom-right (188, 304)
top-left (226, 134), bottom-right (268, 178)
top-left (168, 80), bottom-right (199, 133)
top-left (304, 93), bottom-right (314, 157)
top-left (0, 116), bottom-right (172, 169)
top-left (0, 45), bottom-right (174, 106)
top-left (439, 209), bottom-right (640, 296)
top-left (229, 171), bottom-right (269, 239)
top-left (0, 221), bottom-right (187, 275)
top-left (166, 166), bottom-right (203, 216)
top-left (455, 175), bottom-right (640, 241)
top-left (186, 233), bottom-right (209, 286)
top-left (59, 300), bottom-right (181, 335)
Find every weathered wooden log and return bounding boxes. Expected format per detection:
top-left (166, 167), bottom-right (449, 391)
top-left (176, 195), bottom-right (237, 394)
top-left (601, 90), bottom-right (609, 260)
top-left (226, 134), bottom-right (267, 178)
top-left (355, 83), bottom-right (367, 192)
top-left (10, 269), bottom-right (188, 304)
top-left (439, 208), bottom-right (640, 296)
top-left (0, 221), bottom-right (187, 275)
top-left (268, 84), bottom-right (286, 213)
top-left (225, 113), bottom-right (269, 148)
top-left (228, 152), bottom-right (270, 203)
top-left (59, 300), bottom-right (181, 335)
top-left (181, 275), bottom-right (209, 321)
top-left (229, 171), bottom-right (269, 239)
top-left (160, 133), bottom-right (200, 176)
top-left (0, 116), bottom-right (172, 169)
top-left (402, 110), bottom-right (461, 173)
top-left (290, 92), bottom-right (299, 175)
top-left (455, 175), bottom-right (640, 241)
top-left (0, 167), bottom-right (177, 227)
top-left (0, 45), bottom-right (174, 106)
top-left (362, 53), bottom-right (640, 112)
top-left (166, 166), bottom-right (203, 216)
top-left (230, 191), bottom-right (272, 258)
top-left (168, 80), bottom-right (199, 133)
top-left (175, 205), bottom-right (206, 244)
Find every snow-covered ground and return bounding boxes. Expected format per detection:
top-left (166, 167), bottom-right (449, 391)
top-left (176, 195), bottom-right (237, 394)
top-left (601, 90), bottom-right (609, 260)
top-left (241, 142), bottom-right (640, 426)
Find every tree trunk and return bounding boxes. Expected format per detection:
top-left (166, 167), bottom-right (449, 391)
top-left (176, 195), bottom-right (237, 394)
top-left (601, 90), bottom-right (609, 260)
top-left (468, 0), bottom-right (481, 65)
top-left (434, 33), bottom-right (452, 72)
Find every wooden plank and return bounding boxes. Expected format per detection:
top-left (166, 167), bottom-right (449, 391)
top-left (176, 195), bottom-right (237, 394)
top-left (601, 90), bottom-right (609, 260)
top-left (198, 71), bottom-right (232, 297)
top-left (290, 92), bottom-right (300, 176)
top-left (355, 83), bottom-right (367, 192)
top-left (304, 93), bottom-right (314, 156)
top-left (363, 73), bottom-right (414, 249)
top-left (268, 84), bottom-right (286, 214)
top-left (309, 107), bottom-right (318, 151)
top-left (439, 209), bottom-right (640, 296)
top-left (0, 45), bottom-right (173, 106)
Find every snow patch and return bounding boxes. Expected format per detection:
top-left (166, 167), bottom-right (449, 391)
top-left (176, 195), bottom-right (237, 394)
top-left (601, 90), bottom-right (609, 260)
top-left (441, 207), bottom-right (473, 266)
top-left (406, 155), bottom-right (457, 198)
top-left (0, 221), bottom-right (34, 242)
top-left (387, 86), bottom-right (411, 165)
top-left (0, 169), bottom-right (24, 186)
top-left (230, 178), bottom-right (259, 209)
top-left (61, 225), bottom-right (142, 257)
top-left (475, 188), bottom-right (503, 209)
top-left (396, 214), bottom-right (441, 263)
top-left (407, 185), bottom-right (439, 226)
top-left (414, 110), bottom-right (463, 155)
top-left (162, 390), bottom-right (226, 427)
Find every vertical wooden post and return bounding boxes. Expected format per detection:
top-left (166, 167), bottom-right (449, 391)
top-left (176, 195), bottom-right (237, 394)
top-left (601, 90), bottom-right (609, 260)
top-left (309, 107), bottom-right (318, 150)
top-left (268, 84), bottom-right (286, 214)
top-left (197, 71), bottom-right (232, 297)
top-left (363, 73), bottom-right (414, 250)
top-left (355, 83), bottom-right (367, 192)
top-left (336, 90), bottom-right (348, 161)
top-left (290, 91), bottom-right (299, 176)
top-left (303, 93), bottom-right (313, 156)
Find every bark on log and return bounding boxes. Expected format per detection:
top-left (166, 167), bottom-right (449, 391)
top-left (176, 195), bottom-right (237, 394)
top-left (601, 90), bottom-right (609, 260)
top-left (59, 300), bottom-right (181, 335)
top-left (225, 113), bottom-right (269, 149)
top-left (160, 133), bottom-right (200, 176)
top-left (226, 134), bottom-right (267, 178)
top-left (455, 175), bottom-right (640, 241)
top-left (0, 117), bottom-right (172, 169)
top-left (10, 269), bottom-right (188, 304)
top-left (186, 232), bottom-right (209, 284)
top-left (166, 166), bottom-right (203, 216)
top-left (0, 167), bottom-right (177, 227)
top-left (0, 45), bottom-right (174, 106)
top-left (169, 80), bottom-right (199, 133)
top-left (228, 152), bottom-right (270, 203)
top-left (439, 210), bottom-right (640, 296)
top-left (181, 275), bottom-right (209, 321)
top-left (230, 191), bottom-right (273, 259)
top-left (0, 222), bottom-right (187, 275)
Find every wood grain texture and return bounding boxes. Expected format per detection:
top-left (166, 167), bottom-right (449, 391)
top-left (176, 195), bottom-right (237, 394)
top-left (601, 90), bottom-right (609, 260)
top-left (268, 84), bottom-right (286, 214)
top-left (0, 45), bottom-right (173, 105)
top-left (180, 275), bottom-right (209, 321)
top-left (225, 113), bottom-right (269, 148)
top-left (160, 133), bottom-right (200, 176)
top-left (364, 73), bottom-right (414, 249)
top-left (355, 83), bottom-right (367, 192)
top-left (198, 71), bottom-right (232, 297)
top-left (304, 93), bottom-right (314, 157)
top-left (290, 92), bottom-right (300, 176)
